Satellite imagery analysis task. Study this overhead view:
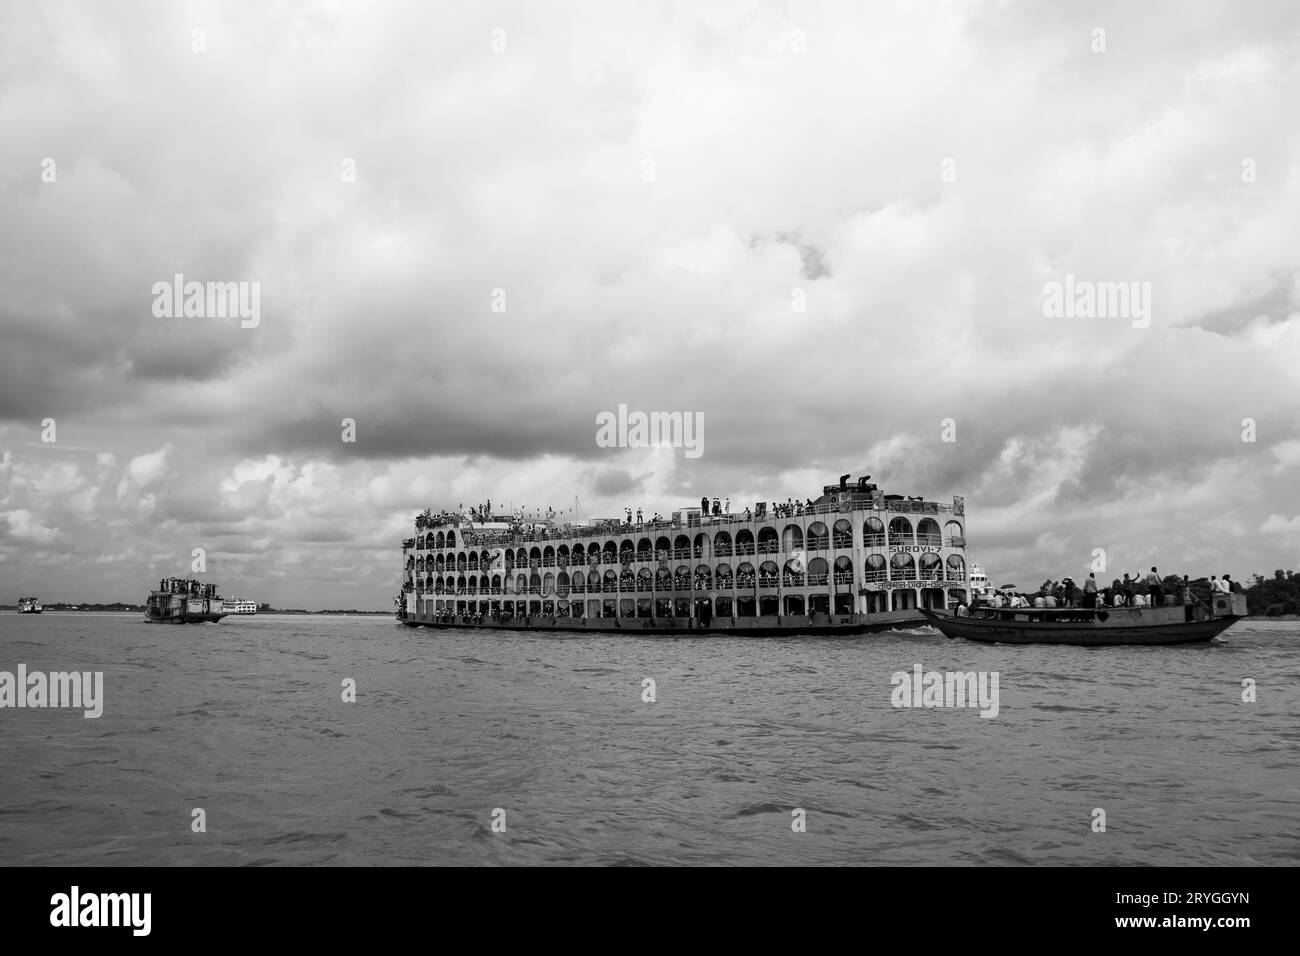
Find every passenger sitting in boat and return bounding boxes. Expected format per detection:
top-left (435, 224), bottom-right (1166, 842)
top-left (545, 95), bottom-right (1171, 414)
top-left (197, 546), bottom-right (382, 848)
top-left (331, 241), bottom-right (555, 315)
top-left (1132, 593), bottom-right (1147, 607)
top-left (1043, 593), bottom-right (1058, 608)
top-left (1033, 594), bottom-right (1045, 608)
top-left (1215, 575), bottom-right (1231, 594)
top-left (955, 603), bottom-right (969, 616)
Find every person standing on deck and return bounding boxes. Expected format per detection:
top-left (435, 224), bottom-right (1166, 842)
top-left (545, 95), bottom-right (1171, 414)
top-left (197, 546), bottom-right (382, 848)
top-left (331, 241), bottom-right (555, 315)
top-left (1083, 573), bottom-right (1098, 608)
top-left (1145, 567), bottom-right (1163, 606)
top-left (1181, 576), bottom-right (1193, 605)
top-left (701, 495), bottom-right (709, 514)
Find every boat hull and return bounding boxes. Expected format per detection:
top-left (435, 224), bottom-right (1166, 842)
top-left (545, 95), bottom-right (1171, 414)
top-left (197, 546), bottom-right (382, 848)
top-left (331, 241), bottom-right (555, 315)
top-left (399, 609), bottom-right (932, 636)
top-left (144, 588), bottom-right (226, 624)
top-left (920, 606), bottom-right (1245, 646)
top-left (144, 612), bottom-right (228, 624)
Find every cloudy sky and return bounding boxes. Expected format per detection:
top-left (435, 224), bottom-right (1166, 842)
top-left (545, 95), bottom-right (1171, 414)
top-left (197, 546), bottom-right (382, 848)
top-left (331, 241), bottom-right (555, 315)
top-left (2, 0), bottom-right (1298, 609)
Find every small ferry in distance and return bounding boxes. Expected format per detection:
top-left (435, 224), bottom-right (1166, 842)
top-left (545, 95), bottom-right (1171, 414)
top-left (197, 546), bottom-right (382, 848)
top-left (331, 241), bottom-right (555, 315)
top-left (17, 597), bottom-right (43, 614)
top-left (224, 597), bottom-right (257, 615)
top-left (145, 578), bottom-right (226, 624)
top-left (399, 475), bottom-right (972, 636)
top-left (921, 592), bottom-right (1248, 646)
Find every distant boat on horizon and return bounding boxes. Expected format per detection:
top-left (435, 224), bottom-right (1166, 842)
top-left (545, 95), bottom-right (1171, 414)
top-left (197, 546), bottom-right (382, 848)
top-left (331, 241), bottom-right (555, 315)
top-left (17, 597), bottom-right (42, 614)
top-left (224, 597), bottom-right (257, 615)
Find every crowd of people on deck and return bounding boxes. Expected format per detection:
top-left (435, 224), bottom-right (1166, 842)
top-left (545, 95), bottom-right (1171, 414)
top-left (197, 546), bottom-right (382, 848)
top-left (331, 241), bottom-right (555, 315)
top-left (966, 567), bottom-right (1244, 612)
top-left (157, 578), bottom-right (217, 597)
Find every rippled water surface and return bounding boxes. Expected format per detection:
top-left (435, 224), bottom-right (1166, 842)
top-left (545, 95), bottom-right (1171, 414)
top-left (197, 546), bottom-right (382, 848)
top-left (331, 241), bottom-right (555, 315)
top-left (2, 613), bottom-right (1297, 865)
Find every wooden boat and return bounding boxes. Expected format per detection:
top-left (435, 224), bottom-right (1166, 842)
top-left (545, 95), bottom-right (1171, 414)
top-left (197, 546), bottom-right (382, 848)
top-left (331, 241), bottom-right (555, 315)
top-left (919, 593), bottom-right (1248, 646)
top-left (144, 579), bottom-right (227, 624)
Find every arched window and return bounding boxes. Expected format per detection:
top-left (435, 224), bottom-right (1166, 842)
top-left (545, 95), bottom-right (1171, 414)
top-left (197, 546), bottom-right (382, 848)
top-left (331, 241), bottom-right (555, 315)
top-left (890, 552), bottom-right (916, 579)
top-left (673, 535), bottom-right (690, 559)
top-left (735, 529), bottom-right (755, 555)
top-left (637, 538), bottom-right (653, 561)
top-left (807, 557), bottom-right (829, 585)
top-left (806, 522), bottom-right (829, 550)
top-left (695, 564), bottom-right (712, 589)
top-left (944, 521), bottom-right (964, 546)
top-left (693, 533), bottom-right (710, 560)
top-left (783, 559), bottom-right (804, 587)
top-left (757, 527), bottom-right (778, 554)
top-left (863, 517), bottom-right (885, 547)
top-left (945, 554), bottom-right (966, 581)
top-left (715, 562), bottom-right (733, 587)
top-left (919, 551), bottom-right (943, 581)
top-left (888, 517), bottom-right (912, 542)
top-left (781, 524), bottom-right (803, 552)
top-left (713, 532), bottom-right (733, 557)
top-left (759, 560), bottom-right (780, 585)
top-left (832, 519), bottom-right (852, 549)
top-left (916, 518), bottom-right (942, 549)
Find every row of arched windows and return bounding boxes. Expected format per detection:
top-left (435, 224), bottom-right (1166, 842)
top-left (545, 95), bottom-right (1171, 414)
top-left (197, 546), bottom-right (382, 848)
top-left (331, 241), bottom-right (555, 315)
top-left (409, 519), bottom-right (964, 561)
top-left (411, 554), bottom-right (968, 594)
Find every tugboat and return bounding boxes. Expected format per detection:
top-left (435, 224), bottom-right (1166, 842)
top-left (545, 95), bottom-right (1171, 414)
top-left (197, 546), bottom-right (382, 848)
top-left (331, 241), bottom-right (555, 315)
top-left (920, 592), bottom-right (1248, 646)
top-left (144, 578), bottom-right (227, 624)
top-left (17, 597), bottom-right (43, 614)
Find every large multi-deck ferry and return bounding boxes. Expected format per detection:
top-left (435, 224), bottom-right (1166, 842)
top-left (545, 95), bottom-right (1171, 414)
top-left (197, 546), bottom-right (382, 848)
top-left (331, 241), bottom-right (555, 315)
top-left (397, 476), bottom-right (970, 635)
top-left (144, 578), bottom-right (226, 624)
top-left (224, 597), bottom-right (258, 615)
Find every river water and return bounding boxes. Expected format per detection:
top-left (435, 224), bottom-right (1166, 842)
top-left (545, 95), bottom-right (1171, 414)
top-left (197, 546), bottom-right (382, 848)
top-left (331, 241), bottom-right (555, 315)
top-left (2, 613), bottom-right (1296, 865)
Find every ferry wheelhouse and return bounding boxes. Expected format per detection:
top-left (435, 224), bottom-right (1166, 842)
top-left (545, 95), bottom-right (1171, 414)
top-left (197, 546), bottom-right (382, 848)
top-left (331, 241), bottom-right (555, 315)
top-left (398, 477), bottom-right (970, 635)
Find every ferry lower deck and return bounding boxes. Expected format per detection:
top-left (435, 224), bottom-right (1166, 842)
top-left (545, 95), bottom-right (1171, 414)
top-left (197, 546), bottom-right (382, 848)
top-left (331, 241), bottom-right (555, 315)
top-left (400, 608), bottom-right (929, 635)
